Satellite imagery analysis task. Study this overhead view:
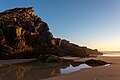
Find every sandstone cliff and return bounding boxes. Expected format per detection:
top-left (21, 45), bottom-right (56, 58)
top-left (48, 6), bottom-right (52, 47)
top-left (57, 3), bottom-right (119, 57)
top-left (0, 7), bottom-right (102, 59)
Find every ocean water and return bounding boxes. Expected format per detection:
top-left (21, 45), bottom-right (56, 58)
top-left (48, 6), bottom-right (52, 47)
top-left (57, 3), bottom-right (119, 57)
top-left (102, 51), bottom-right (120, 57)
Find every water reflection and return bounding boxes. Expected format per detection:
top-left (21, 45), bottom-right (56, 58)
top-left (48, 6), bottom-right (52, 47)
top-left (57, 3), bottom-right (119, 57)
top-left (61, 64), bottom-right (91, 74)
top-left (0, 60), bottom-right (108, 80)
top-left (0, 61), bottom-right (90, 80)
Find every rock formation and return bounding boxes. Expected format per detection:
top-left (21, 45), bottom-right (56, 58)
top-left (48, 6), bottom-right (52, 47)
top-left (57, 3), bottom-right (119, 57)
top-left (56, 39), bottom-right (102, 57)
top-left (0, 7), bottom-right (102, 59)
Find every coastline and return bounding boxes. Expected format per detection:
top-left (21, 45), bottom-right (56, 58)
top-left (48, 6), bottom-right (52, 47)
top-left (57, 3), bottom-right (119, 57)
top-left (42, 56), bottom-right (120, 80)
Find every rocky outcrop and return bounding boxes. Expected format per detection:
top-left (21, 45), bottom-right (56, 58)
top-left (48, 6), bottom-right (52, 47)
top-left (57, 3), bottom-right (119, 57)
top-left (57, 39), bottom-right (102, 57)
top-left (84, 59), bottom-right (109, 66)
top-left (0, 7), bottom-right (102, 59)
top-left (0, 7), bottom-right (56, 59)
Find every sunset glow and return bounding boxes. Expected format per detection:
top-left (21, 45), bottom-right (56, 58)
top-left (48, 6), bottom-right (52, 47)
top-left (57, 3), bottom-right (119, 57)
top-left (0, 0), bottom-right (120, 51)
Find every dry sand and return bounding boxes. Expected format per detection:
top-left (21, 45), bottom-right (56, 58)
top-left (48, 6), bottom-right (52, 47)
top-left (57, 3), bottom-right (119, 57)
top-left (43, 56), bottom-right (120, 80)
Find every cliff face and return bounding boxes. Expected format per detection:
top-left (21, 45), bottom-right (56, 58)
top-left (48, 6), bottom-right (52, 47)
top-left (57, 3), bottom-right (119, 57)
top-left (0, 7), bottom-right (102, 59)
top-left (0, 7), bottom-right (55, 47)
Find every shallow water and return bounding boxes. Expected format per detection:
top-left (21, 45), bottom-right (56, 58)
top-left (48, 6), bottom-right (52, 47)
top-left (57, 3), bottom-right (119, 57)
top-left (0, 62), bottom-right (80, 80)
top-left (0, 61), bottom-right (92, 80)
top-left (0, 60), bottom-right (110, 80)
top-left (61, 64), bottom-right (92, 74)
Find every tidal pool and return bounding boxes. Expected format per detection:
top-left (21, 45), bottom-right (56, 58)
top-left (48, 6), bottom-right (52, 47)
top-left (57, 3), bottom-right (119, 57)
top-left (0, 60), bottom-right (109, 80)
top-left (61, 64), bottom-right (91, 74)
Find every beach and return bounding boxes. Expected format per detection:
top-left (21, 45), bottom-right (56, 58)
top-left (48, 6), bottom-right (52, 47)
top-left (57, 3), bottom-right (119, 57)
top-left (0, 56), bottom-right (120, 80)
top-left (0, 1), bottom-right (120, 80)
top-left (43, 56), bottom-right (120, 80)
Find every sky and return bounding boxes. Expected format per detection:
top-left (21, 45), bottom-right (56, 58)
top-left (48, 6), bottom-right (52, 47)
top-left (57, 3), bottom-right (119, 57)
top-left (0, 0), bottom-right (120, 51)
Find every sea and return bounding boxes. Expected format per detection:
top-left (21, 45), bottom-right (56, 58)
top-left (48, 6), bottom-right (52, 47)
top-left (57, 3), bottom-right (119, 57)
top-left (102, 51), bottom-right (120, 57)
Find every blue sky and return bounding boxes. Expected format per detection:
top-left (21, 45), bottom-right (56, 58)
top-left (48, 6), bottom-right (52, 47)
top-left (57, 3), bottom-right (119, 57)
top-left (0, 0), bottom-right (120, 51)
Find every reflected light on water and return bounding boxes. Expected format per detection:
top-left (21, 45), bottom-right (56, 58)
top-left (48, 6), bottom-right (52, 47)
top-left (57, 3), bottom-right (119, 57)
top-left (103, 53), bottom-right (120, 57)
top-left (60, 64), bottom-right (92, 74)
top-left (0, 59), bottom-right (110, 80)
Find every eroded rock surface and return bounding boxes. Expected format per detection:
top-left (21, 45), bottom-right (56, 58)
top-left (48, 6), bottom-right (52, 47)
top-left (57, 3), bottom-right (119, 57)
top-left (0, 7), bottom-right (102, 59)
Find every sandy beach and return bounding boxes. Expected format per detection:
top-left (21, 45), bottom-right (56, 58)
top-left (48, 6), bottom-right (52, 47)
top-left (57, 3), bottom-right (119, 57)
top-left (0, 56), bottom-right (120, 80)
top-left (43, 56), bottom-right (120, 80)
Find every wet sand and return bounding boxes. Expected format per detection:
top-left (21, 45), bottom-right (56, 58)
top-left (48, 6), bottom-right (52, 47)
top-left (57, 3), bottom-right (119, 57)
top-left (43, 57), bottom-right (120, 80)
top-left (0, 58), bottom-right (36, 65)
top-left (0, 56), bottom-right (119, 80)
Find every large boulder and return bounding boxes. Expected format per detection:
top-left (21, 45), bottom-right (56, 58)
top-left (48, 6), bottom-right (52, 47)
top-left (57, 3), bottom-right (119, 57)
top-left (37, 54), bottom-right (58, 63)
top-left (85, 59), bottom-right (109, 66)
